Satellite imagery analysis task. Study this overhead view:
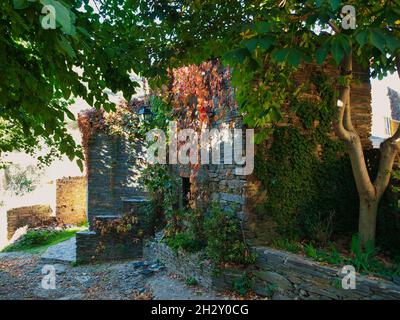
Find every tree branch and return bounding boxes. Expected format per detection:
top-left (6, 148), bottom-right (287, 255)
top-left (374, 125), bottom-right (400, 199)
top-left (335, 50), bottom-right (376, 199)
top-left (335, 51), bottom-right (352, 141)
top-left (328, 21), bottom-right (340, 34)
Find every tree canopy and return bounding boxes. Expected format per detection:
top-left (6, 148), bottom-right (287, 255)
top-left (1, 0), bottom-right (399, 163)
top-left (0, 0), bottom-right (145, 167)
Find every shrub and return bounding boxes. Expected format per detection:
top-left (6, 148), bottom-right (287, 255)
top-left (166, 231), bottom-right (203, 253)
top-left (204, 204), bottom-right (256, 266)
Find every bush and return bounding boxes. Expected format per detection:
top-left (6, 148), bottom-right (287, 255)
top-left (204, 204), bottom-right (256, 266)
top-left (166, 231), bottom-right (203, 253)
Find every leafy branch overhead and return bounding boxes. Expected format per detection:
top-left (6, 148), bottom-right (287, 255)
top-left (1, 0), bottom-right (145, 165)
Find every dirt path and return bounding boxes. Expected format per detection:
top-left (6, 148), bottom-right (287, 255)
top-left (0, 252), bottom-right (228, 300)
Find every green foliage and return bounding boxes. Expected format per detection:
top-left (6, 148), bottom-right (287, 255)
top-left (2, 229), bottom-right (78, 253)
top-left (204, 204), bottom-right (256, 266)
top-left (1, 0), bottom-right (142, 164)
top-left (254, 73), bottom-right (358, 242)
top-left (299, 236), bottom-right (400, 278)
top-left (303, 242), bottom-right (344, 265)
top-left (270, 239), bottom-right (302, 254)
top-left (166, 229), bottom-right (203, 253)
top-left (185, 277), bottom-right (199, 286)
top-left (348, 235), bottom-right (379, 274)
top-left (376, 171), bottom-right (400, 257)
top-left (127, 0), bottom-right (399, 134)
top-left (232, 273), bottom-right (254, 297)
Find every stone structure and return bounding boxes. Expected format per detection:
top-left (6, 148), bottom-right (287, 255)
top-left (170, 62), bottom-right (372, 242)
top-left (144, 238), bottom-right (400, 300)
top-left (7, 205), bottom-right (53, 239)
top-left (76, 132), bottom-right (149, 263)
top-left (85, 133), bottom-right (146, 227)
top-left (56, 176), bottom-right (87, 225)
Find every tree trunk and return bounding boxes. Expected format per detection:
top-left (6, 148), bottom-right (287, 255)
top-left (334, 50), bottom-right (400, 249)
top-left (358, 197), bottom-right (378, 247)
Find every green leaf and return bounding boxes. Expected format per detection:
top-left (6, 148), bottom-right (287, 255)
top-left (338, 34), bottom-right (351, 55)
top-left (369, 30), bottom-right (386, 53)
top-left (330, 0), bottom-right (341, 11)
top-left (242, 36), bottom-right (274, 52)
top-left (269, 107), bottom-right (282, 122)
top-left (57, 36), bottom-right (76, 58)
top-left (287, 48), bottom-right (303, 67)
top-left (40, 0), bottom-right (76, 35)
top-left (13, 0), bottom-right (31, 9)
top-left (223, 48), bottom-right (250, 65)
top-left (258, 36), bottom-right (274, 50)
top-left (76, 159), bottom-right (84, 172)
top-left (355, 30), bottom-right (369, 48)
top-left (64, 108), bottom-right (75, 120)
top-left (242, 38), bottom-right (259, 52)
top-left (386, 35), bottom-right (400, 53)
top-left (77, 26), bottom-right (91, 39)
top-left (316, 43), bottom-right (330, 65)
top-left (272, 48), bottom-right (290, 63)
top-left (331, 38), bottom-right (344, 64)
top-left (253, 21), bottom-right (270, 34)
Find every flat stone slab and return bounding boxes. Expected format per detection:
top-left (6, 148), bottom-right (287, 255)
top-left (41, 237), bottom-right (76, 264)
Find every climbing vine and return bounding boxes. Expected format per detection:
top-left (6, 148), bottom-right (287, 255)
top-left (253, 71), bottom-right (359, 243)
top-left (77, 99), bottom-right (144, 173)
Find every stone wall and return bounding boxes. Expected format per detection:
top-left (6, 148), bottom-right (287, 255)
top-left (76, 231), bottom-right (143, 264)
top-left (56, 176), bottom-right (87, 225)
top-left (144, 238), bottom-right (400, 300)
top-left (86, 133), bottom-right (146, 227)
top-left (170, 61), bottom-right (372, 238)
top-left (7, 205), bottom-right (53, 239)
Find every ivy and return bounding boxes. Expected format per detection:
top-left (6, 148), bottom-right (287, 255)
top-left (254, 73), bottom-right (359, 242)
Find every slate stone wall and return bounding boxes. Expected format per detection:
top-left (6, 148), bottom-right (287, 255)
top-left (76, 230), bottom-right (143, 264)
top-left (86, 133), bottom-right (146, 227)
top-left (144, 238), bottom-right (400, 300)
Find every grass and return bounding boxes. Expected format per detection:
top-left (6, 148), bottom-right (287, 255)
top-left (1, 229), bottom-right (80, 254)
top-left (271, 235), bottom-right (400, 279)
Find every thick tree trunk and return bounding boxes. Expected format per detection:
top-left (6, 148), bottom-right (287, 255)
top-left (358, 197), bottom-right (378, 247)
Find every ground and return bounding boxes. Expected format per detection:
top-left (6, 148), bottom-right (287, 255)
top-left (0, 241), bottom-right (229, 300)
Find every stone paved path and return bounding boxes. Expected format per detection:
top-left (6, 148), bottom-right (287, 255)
top-left (41, 237), bottom-right (76, 264)
top-left (0, 241), bottom-right (229, 300)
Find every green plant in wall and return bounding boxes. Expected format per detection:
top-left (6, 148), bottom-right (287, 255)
top-left (204, 204), bottom-right (256, 267)
top-left (185, 277), bottom-right (199, 286)
top-left (254, 72), bottom-right (359, 243)
top-left (232, 273), bottom-right (254, 297)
